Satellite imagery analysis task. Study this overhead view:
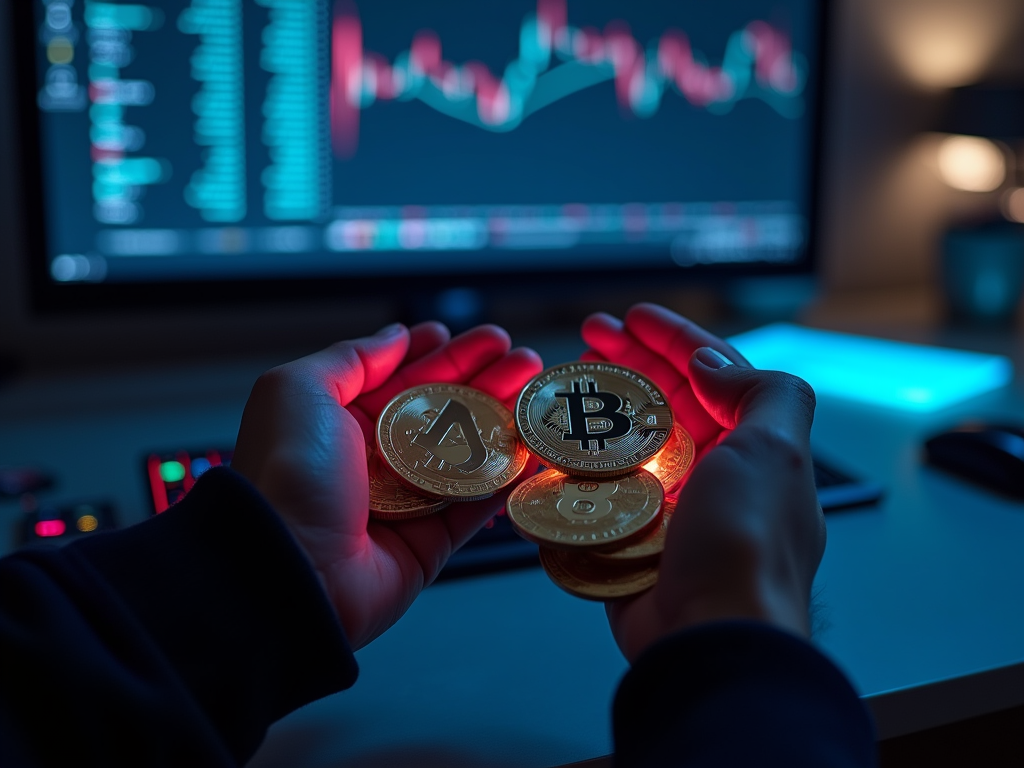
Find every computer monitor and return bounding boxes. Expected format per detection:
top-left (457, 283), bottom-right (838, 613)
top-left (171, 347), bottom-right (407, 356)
top-left (11, 0), bottom-right (827, 316)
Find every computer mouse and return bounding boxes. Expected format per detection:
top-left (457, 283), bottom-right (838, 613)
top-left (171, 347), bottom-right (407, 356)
top-left (924, 423), bottom-right (1024, 499)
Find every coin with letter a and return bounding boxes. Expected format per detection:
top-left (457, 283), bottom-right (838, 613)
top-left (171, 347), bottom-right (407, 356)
top-left (506, 468), bottom-right (663, 550)
top-left (539, 546), bottom-right (659, 601)
top-left (515, 363), bottom-right (673, 478)
top-left (367, 446), bottom-right (451, 521)
top-left (376, 384), bottom-right (530, 501)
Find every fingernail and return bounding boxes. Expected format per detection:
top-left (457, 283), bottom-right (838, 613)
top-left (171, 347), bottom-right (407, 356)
top-left (378, 322), bottom-right (404, 337)
top-left (695, 347), bottom-right (733, 369)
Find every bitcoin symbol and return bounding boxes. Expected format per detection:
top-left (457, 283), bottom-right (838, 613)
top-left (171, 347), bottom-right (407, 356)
top-left (556, 479), bottom-right (615, 522)
top-left (412, 399), bottom-right (487, 472)
top-left (555, 380), bottom-right (632, 450)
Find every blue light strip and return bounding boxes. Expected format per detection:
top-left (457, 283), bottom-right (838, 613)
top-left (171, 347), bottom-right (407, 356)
top-left (728, 323), bottom-right (1014, 412)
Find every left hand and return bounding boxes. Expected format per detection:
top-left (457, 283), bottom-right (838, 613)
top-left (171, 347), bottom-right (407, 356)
top-left (232, 321), bottom-right (543, 650)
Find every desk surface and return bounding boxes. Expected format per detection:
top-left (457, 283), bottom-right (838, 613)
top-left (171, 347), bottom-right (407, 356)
top-left (1, 332), bottom-right (1022, 767)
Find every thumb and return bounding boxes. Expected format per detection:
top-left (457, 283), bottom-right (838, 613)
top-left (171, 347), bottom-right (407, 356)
top-left (687, 347), bottom-right (816, 440)
top-left (289, 322), bottom-right (411, 406)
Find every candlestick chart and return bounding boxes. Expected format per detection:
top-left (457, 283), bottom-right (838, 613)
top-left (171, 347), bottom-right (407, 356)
top-left (331, 0), bottom-right (806, 158)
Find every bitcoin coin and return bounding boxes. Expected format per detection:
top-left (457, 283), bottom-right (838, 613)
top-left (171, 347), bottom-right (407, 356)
top-left (367, 447), bottom-right (451, 521)
top-left (515, 362), bottom-right (673, 478)
top-left (590, 485), bottom-right (680, 563)
top-left (506, 468), bottom-right (663, 550)
top-left (377, 384), bottom-right (530, 501)
top-left (642, 424), bottom-right (695, 492)
top-left (539, 546), bottom-right (659, 601)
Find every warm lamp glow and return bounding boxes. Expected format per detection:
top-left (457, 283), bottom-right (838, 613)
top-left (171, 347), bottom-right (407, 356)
top-left (1002, 187), bottom-right (1024, 222)
top-left (895, 26), bottom-right (989, 89)
top-left (937, 135), bottom-right (1005, 192)
top-left (882, 3), bottom-right (1022, 89)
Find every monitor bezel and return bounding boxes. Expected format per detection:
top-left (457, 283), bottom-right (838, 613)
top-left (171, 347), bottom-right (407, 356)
top-left (13, 0), bottom-right (831, 316)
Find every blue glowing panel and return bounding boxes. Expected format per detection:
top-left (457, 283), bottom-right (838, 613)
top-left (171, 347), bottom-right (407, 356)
top-left (728, 323), bottom-right (1014, 412)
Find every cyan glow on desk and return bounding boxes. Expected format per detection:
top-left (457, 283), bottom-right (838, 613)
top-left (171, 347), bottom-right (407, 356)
top-left (728, 323), bottom-right (1014, 412)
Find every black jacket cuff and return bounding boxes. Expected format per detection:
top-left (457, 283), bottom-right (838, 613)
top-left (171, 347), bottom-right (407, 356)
top-left (69, 466), bottom-right (358, 762)
top-left (613, 621), bottom-right (876, 767)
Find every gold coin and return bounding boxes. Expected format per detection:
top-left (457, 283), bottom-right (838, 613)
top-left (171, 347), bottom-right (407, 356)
top-left (367, 447), bottom-right (451, 521)
top-left (506, 468), bottom-right (663, 550)
top-left (515, 362), bottom-right (673, 478)
top-left (590, 485), bottom-right (680, 563)
top-left (376, 384), bottom-right (530, 502)
top-left (642, 424), bottom-right (695, 492)
top-left (539, 546), bottom-right (659, 601)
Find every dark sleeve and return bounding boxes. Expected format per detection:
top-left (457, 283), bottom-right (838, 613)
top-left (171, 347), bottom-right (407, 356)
top-left (613, 621), bottom-right (876, 768)
top-left (0, 467), bottom-right (358, 768)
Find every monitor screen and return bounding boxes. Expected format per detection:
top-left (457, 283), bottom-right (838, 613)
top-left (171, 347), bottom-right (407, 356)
top-left (19, 0), bottom-right (824, 305)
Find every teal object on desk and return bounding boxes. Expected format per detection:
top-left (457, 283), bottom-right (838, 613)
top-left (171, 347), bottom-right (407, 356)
top-left (728, 323), bottom-right (1014, 412)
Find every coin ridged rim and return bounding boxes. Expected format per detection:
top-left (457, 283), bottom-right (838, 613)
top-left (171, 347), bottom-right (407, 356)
top-left (591, 487), bottom-right (680, 563)
top-left (376, 383), bottom-right (530, 502)
top-left (369, 491), bottom-right (452, 519)
top-left (643, 424), bottom-right (696, 492)
top-left (506, 468), bottom-right (663, 550)
top-left (514, 362), bottom-right (673, 479)
top-left (540, 547), bottom-right (660, 601)
top-left (368, 452), bottom-right (452, 520)
top-left (370, 503), bottom-right (451, 521)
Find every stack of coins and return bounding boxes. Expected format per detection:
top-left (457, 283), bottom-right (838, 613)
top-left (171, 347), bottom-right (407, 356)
top-left (371, 383), bottom-right (531, 520)
top-left (507, 363), bottom-right (695, 601)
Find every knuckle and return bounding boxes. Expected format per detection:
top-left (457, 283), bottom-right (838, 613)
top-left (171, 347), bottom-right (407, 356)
top-left (328, 339), bottom-right (355, 354)
top-left (252, 364), bottom-right (293, 394)
top-left (742, 424), bottom-right (808, 471)
top-left (250, 359), bottom-right (326, 402)
top-left (788, 374), bottom-right (817, 411)
top-left (769, 371), bottom-right (816, 413)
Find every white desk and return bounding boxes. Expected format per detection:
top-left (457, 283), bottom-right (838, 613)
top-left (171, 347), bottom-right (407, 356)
top-left (0, 334), bottom-right (1021, 767)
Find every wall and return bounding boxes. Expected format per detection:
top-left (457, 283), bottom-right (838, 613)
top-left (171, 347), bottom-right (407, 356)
top-left (819, 0), bottom-right (1024, 294)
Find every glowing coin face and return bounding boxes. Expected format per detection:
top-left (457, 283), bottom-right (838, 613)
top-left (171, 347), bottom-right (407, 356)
top-left (376, 384), bottom-right (530, 502)
top-left (515, 363), bottom-right (673, 478)
top-left (505, 468), bottom-right (663, 550)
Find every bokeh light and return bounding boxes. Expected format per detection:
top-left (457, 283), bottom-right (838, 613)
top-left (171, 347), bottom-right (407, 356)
top-left (159, 460), bottom-right (187, 483)
top-left (1002, 187), bottom-right (1024, 222)
top-left (880, 2), bottom-right (1023, 89)
top-left (47, 37), bottom-right (74, 65)
top-left (937, 135), bottom-right (1005, 192)
top-left (76, 514), bottom-right (99, 533)
top-left (35, 519), bottom-right (66, 538)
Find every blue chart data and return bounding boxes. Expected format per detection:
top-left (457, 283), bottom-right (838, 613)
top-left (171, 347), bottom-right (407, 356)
top-left (179, 0), bottom-right (247, 223)
top-left (30, 0), bottom-right (821, 284)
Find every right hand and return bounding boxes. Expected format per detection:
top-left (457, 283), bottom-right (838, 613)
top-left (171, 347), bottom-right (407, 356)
top-left (582, 304), bottom-right (825, 663)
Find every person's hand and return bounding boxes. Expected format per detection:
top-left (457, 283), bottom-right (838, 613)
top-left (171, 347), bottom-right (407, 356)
top-left (581, 303), bottom-right (825, 662)
top-left (231, 321), bottom-right (543, 651)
